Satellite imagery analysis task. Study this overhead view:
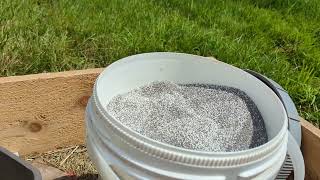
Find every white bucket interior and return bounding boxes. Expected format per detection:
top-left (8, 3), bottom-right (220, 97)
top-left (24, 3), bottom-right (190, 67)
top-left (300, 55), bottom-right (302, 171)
top-left (96, 53), bottom-right (287, 141)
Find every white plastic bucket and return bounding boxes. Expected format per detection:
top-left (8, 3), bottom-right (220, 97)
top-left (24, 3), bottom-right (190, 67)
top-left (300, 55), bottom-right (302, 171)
top-left (86, 52), bottom-right (304, 180)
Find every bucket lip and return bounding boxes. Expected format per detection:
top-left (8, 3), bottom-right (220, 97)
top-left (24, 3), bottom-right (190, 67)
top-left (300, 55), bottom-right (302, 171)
top-left (93, 52), bottom-right (289, 165)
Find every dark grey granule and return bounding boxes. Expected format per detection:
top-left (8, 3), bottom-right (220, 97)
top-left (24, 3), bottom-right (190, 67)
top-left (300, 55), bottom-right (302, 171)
top-left (106, 81), bottom-right (268, 152)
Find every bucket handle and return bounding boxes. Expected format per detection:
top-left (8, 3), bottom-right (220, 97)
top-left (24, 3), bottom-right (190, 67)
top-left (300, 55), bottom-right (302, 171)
top-left (287, 132), bottom-right (305, 180)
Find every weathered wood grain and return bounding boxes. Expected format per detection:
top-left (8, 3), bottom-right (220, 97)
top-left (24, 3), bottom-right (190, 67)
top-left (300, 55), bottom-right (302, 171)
top-left (0, 68), bottom-right (103, 155)
top-left (301, 119), bottom-right (320, 180)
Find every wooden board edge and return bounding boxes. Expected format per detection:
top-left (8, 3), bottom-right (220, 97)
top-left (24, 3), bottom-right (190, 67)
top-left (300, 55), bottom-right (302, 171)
top-left (0, 68), bottom-right (104, 83)
top-left (301, 119), bottom-right (320, 137)
top-left (301, 119), bottom-right (320, 180)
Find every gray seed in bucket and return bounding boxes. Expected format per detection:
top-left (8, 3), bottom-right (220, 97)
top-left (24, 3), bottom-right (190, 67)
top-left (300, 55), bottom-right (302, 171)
top-left (106, 81), bottom-right (268, 152)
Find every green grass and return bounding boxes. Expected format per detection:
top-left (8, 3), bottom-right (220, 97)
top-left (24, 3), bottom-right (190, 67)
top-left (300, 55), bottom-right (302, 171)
top-left (1, 0), bottom-right (319, 125)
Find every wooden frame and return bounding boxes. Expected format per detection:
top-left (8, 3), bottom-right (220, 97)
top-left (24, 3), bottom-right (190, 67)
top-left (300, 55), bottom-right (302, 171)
top-left (0, 68), bottom-right (319, 179)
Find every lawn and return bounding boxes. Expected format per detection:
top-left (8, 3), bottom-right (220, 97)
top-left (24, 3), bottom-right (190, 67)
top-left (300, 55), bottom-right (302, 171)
top-left (0, 0), bottom-right (319, 125)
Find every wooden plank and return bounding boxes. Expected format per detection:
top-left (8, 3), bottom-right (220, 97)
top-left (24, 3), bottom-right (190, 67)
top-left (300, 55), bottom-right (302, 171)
top-left (0, 68), bottom-right (103, 155)
top-left (301, 119), bottom-right (320, 180)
